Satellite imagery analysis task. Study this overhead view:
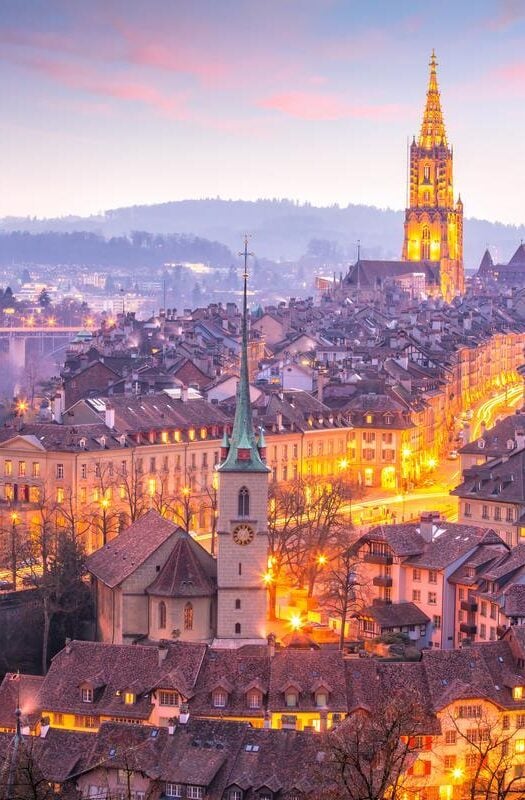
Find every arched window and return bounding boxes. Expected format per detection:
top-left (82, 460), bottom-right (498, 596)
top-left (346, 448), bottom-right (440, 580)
top-left (235, 622), bottom-right (241, 635)
top-left (158, 602), bottom-right (166, 630)
top-left (184, 602), bottom-right (193, 631)
top-left (238, 486), bottom-right (250, 518)
top-left (235, 599), bottom-right (241, 610)
top-left (421, 227), bottom-right (431, 260)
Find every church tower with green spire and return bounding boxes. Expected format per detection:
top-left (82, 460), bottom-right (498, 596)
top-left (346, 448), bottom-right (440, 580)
top-left (215, 237), bottom-right (270, 643)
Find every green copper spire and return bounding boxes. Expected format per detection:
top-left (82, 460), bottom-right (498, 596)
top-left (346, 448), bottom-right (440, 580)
top-left (218, 236), bottom-right (269, 473)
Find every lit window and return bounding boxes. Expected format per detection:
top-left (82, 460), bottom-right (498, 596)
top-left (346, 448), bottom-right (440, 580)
top-left (516, 739), bottom-right (525, 753)
top-left (161, 431), bottom-right (168, 444)
top-left (188, 428), bottom-right (196, 441)
top-left (4, 460), bottom-right (12, 476)
top-left (30, 486), bottom-right (40, 503)
top-left (514, 687), bottom-right (524, 701)
top-left (184, 602), bottom-right (193, 631)
top-left (247, 691), bottom-right (260, 709)
top-left (200, 427), bottom-right (207, 440)
top-left (285, 691), bottom-right (298, 708)
top-left (32, 462), bottom-right (40, 478)
top-left (148, 478), bottom-right (156, 496)
top-left (18, 461), bottom-right (26, 477)
top-left (56, 487), bottom-right (64, 504)
top-left (159, 691), bottom-right (179, 706)
top-left (365, 414), bottom-right (373, 424)
top-left (124, 693), bottom-right (135, 705)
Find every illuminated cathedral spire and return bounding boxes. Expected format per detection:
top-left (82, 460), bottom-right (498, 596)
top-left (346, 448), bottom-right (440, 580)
top-left (419, 49), bottom-right (447, 149)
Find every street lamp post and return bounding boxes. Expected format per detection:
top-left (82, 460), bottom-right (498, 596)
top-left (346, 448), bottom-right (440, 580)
top-left (100, 497), bottom-right (110, 546)
top-left (10, 512), bottom-right (18, 591)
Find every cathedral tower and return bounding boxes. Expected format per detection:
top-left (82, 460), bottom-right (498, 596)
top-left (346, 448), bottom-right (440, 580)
top-left (215, 237), bottom-right (270, 643)
top-left (402, 51), bottom-right (464, 301)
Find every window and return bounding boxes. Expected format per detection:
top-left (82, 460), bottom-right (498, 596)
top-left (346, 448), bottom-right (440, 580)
top-left (184, 602), bottom-right (193, 631)
top-left (480, 601), bottom-right (487, 617)
top-left (159, 691), bottom-right (179, 706)
top-left (187, 788), bottom-right (203, 800)
top-left (18, 461), bottom-right (26, 477)
top-left (158, 603), bottom-right (167, 633)
top-left (56, 463), bottom-right (64, 479)
top-left (445, 730), bottom-right (456, 745)
top-left (81, 463), bottom-right (87, 479)
top-left (247, 691), bottom-right (261, 709)
top-left (81, 687), bottom-right (93, 703)
top-left (516, 714), bottom-right (525, 729)
top-left (495, 507), bottom-right (501, 521)
top-left (423, 165), bottom-right (430, 182)
top-left (238, 486), bottom-right (250, 518)
top-left (56, 487), bottom-right (64, 504)
top-left (428, 592), bottom-right (437, 605)
top-left (507, 507), bottom-right (514, 522)
top-left (149, 457), bottom-right (156, 473)
top-left (490, 604), bottom-right (497, 620)
top-left (412, 590), bottom-right (421, 602)
top-left (482, 505), bottom-right (489, 519)
top-left (428, 570), bottom-right (438, 584)
top-left (466, 753), bottom-right (481, 768)
top-left (4, 460), bottom-right (12, 477)
top-left (457, 705), bottom-right (481, 719)
top-left (516, 740), bottom-right (525, 754)
top-left (124, 693), bottom-right (135, 705)
top-left (421, 227), bottom-right (430, 260)
top-left (513, 687), bottom-right (524, 701)
top-left (235, 622), bottom-right (241, 634)
top-left (464, 502), bottom-right (471, 517)
top-left (433, 615), bottom-right (441, 629)
top-left (365, 414), bottom-right (373, 424)
top-left (413, 569), bottom-right (421, 581)
top-left (285, 691), bottom-right (298, 708)
top-left (30, 486), bottom-right (41, 503)
top-left (32, 462), bottom-right (40, 478)
top-left (479, 623), bottom-right (486, 639)
top-left (444, 755), bottom-right (456, 769)
top-left (235, 599), bottom-right (241, 610)
top-left (228, 791), bottom-right (242, 800)
top-left (83, 715), bottom-right (98, 729)
top-left (213, 690), bottom-right (227, 708)
top-left (80, 487), bottom-right (87, 504)
top-left (458, 588), bottom-right (465, 600)
top-left (53, 712), bottom-right (63, 725)
top-left (165, 785), bottom-right (182, 798)
top-left (502, 715), bottom-right (510, 730)
top-left (315, 692), bottom-right (327, 707)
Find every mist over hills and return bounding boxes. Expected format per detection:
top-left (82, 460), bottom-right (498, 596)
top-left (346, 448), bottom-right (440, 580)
top-left (1, 199), bottom-right (524, 269)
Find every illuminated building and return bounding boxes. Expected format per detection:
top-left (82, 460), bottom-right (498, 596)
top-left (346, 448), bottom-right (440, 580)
top-left (402, 51), bottom-right (464, 301)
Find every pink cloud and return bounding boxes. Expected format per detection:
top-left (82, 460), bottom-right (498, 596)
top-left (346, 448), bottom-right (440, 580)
top-left (22, 57), bottom-right (189, 118)
top-left (486, 0), bottom-right (525, 31)
top-left (258, 91), bottom-right (405, 121)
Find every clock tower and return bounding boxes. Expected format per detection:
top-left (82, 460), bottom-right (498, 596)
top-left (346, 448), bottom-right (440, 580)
top-left (214, 237), bottom-right (271, 643)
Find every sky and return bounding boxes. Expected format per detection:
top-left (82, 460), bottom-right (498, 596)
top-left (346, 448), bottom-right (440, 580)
top-left (1, 0), bottom-right (525, 224)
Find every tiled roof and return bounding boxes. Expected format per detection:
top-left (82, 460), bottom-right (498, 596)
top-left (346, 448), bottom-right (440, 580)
top-left (191, 647), bottom-right (270, 719)
top-left (406, 526), bottom-right (503, 570)
top-left (503, 584), bottom-right (525, 616)
top-left (146, 534), bottom-right (216, 598)
top-left (86, 510), bottom-right (181, 588)
top-left (268, 650), bottom-right (347, 713)
top-left (360, 601), bottom-right (429, 628)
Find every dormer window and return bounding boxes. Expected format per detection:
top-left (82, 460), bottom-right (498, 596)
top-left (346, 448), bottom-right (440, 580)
top-left (159, 691), bottom-right (179, 707)
top-left (247, 690), bottom-right (261, 709)
top-left (285, 690), bottom-right (298, 708)
top-left (384, 414), bottom-right (393, 425)
top-left (81, 687), bottom-right (93, 703)
top-left (365, 414), bottom-right (373, 424)
top-left (315, 691), bottom-right (328, 708)
top-left (213, 689), bottom-right (227, 708)
top-left (514, 687), bottom-right (524, 701)
top-left (124, 692), bottom-right (135, 705)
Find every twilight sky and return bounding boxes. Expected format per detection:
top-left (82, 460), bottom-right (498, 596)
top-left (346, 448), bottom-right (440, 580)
top-left (1, 0), bottom-right (524, 224)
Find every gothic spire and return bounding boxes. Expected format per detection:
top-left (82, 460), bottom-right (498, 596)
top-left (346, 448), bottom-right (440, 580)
top-left (218, 236), bottom-right (269, 473)
top-left (419, 49), bottom-right (448, 150)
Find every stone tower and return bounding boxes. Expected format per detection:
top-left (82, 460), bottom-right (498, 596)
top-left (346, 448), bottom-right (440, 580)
top-left (215, 237), bottom-right (270, 643)
top-left (402, 51), bottom-right (464, 301)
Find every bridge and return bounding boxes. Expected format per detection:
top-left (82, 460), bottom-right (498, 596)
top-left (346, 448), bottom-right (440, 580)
top-left (0, 326), bottom-right (94, 369)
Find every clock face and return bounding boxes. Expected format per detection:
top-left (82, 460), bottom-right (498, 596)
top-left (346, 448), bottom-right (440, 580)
top-left (232, 523), bottom-right (255, 546)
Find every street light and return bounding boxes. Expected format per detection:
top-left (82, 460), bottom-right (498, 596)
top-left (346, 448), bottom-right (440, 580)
top-left (290, 613), bottom-right (303, 631)
top-left (10, 512), bottom-right (18, 590)
top-left (100, 497), bottom-right (110, 546)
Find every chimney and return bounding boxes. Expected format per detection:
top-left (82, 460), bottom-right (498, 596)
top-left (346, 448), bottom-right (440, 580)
top-left (419, 511), bottom-right (439, 543)
top-left (168, 717), bottom-right (176, 735)
top-left (51, 391), bottom-right (64, 424)
top-left (267, 632), bottom-right (276, 659)
top-left (158, 641), bottom-right (169, 666)
top-left (181, 385), bottom-right (188, 402)
top-left (276, 411), bottom-right (283, 431)
top-left (516, 429), bottom-right (525, 450)
top-left (40, 716), bottom-right (50, 738)
top-left (179, 703), bottom-right (190, 724)
top-left (317, 370), bottom-right (325, 404)
top-left (65, 638), bottom-right (72, 655)
top-left (105, 403), bottom-right (115, 430)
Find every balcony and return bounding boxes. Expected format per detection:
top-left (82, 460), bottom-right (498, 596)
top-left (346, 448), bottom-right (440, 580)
top-left (460, 622), bottom-right (477, 635)
top-left (364, 553), bottom-right (393, 566)
top-left (460, 599), bottom-right (478, 613)
top-left (373, 575), bottom-right (393, 588)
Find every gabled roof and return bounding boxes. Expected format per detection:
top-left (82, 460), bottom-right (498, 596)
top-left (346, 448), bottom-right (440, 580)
top-left (509, 243), bottom-right (525, 267)
top-left (86, 510), bottom-right (181, 588)
top-left (146, 534), bottom-right (216, 597)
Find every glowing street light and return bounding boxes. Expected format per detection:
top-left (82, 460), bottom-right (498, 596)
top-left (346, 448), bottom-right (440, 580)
top-left (16, 399), bottom-right (28, 415)
top-left (290, 613), bottom-right (303, 631)
top-left (338, 458), bottom-right (349, 471)
top-left (262, 571), bottom-right (273, 585)
top-left (317, 554), bottom-right (328, 567)
top-left (402, 446), bottom-right (412, 459)
top-left (47, 317), bottom-right (56, 327)
top-left (181, 486), bottom-right (191, 498)
top-left (427, 456), bottom-right (437, 470)
top-left (452, 767), bottom-right (463, 781)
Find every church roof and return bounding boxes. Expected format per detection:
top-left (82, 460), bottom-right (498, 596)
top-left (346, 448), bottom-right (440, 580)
top-left (344, 259), bottom-right (440, 289)
top-left (479, 248), bottom-right (494, 270)
top-left (509, 243), bottom-right (525, 266)
top-left (146, 534), bottom-right (216, 597)
top-left (86, 510), bottom-right (181, 588)
top-left (419, 50), bottom-right (448, 149)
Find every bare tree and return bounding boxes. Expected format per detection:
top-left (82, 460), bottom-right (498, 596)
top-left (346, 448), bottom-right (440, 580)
top-left (319, 548), bottom-right (367, 650)
top-left (325, 690), bottom-right (427, 800)
top-left (266, 481), bottom-right (303, 619)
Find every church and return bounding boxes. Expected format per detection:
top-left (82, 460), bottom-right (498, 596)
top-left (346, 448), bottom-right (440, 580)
top-left (343, 52), bottom-right (464, 303)
top-left (87, 243), bottom-right (271, 647)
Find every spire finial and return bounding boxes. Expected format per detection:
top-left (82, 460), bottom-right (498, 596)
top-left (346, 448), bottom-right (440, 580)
top-left (419, 51), bottom-right (447, 149)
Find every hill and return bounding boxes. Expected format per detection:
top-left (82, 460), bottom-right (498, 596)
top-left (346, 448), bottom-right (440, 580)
top-left (1, 199), bottom-right (524, 268)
